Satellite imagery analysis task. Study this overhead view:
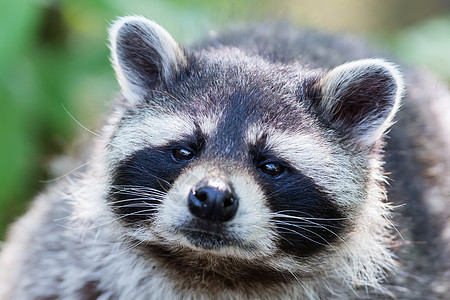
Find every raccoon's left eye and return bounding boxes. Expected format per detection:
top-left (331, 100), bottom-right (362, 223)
top-left (259, 162), bottom-right (286, 177)
top-left (172, 148), bottom-right (195, 162)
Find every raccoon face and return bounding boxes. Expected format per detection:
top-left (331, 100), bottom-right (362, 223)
top-left (105, 16), bottom-right (403, 285)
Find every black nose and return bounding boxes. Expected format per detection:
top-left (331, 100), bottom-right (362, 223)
top-left (188, 177), bottom-right (238, 222)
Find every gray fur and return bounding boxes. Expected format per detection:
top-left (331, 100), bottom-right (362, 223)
top-left (1, 17), bottom-right (449, 300)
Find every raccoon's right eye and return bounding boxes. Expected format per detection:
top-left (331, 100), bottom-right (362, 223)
top-left (171, 148), bottom-right (195, 162)
top-left (259, 162), bottom-right (286, 177)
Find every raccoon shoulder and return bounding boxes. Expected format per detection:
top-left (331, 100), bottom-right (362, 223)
top-left (385, 68), bottom-right (450, 297)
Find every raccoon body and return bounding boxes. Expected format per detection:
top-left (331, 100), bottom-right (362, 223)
top-left (1, 16), bottom-right (449, 299)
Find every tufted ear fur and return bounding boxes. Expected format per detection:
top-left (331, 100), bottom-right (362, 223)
top-left (109, 16), bottom-right (187, 104)
top-left (315, 59), bottom-right (404, 148)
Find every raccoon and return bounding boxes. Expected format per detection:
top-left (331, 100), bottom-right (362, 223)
top-left (1, 16), bottom-right (449, 299)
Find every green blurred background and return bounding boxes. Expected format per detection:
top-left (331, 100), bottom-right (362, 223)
top-left (1, 0), bottom-right (449, 240)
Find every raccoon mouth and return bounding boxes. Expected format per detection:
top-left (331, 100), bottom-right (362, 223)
top-left (182, 229), bottom-right (234, 250)
top-left (177, 220), bottom-right (241, 250)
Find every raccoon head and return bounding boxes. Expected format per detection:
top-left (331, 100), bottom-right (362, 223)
top-left (105, 16), bottom-right (403, 293)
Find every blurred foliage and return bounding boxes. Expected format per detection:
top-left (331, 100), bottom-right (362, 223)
top-left (0, 0), bottom-right (449, 239)
top-left (377, 16), bottom-right (450, 80)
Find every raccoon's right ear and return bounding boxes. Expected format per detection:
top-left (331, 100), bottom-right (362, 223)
top-left (313, 59), bottom-right (404, 148)
top-left (109, 16), bottom-right (187, 104)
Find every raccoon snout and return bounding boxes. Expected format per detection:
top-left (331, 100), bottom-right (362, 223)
top-left (188, 177), bottom-right (238, 222)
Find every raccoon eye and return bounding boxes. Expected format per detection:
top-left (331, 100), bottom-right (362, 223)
top-left (172, 148), bottom-right (195, 162)
top-left (259, 162), bottom-right (285, 177)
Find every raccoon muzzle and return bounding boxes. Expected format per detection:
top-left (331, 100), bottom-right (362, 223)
top-left (188, 176), bottom-right (238, 222)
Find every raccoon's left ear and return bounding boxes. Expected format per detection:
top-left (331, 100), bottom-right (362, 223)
top-left (109, 16), bottom-right (187, 104)
top-left (315, 59), bottom-right (404, 148)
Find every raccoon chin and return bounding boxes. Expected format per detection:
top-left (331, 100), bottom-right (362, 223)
top-left (182, 230), bottom-right (233, 250)
top-left (175, 220), bottom-right (252, 251)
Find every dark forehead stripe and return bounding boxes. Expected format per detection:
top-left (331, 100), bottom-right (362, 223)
top-left (199, 87), bottom-right (305, 161)
top-left (203, 92), bottom-right (250, 159)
